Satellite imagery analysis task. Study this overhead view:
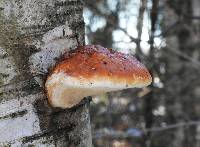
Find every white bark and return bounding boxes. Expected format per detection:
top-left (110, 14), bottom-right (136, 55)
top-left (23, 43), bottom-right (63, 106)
top-left (0, 0), bottom-right (92, 146)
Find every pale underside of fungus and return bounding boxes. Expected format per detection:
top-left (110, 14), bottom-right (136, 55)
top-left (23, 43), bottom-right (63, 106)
top-left (45, 45), bottom-right (152, 108)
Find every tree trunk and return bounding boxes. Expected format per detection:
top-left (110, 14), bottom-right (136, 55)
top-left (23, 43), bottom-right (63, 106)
top-left (0, 0), bottom-right (92, 146)
top-left (162, 0), bottom-right (200, 147)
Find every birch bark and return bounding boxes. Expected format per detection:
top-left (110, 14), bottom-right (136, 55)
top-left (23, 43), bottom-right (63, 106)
top-left (0, 0), bottom-right (92, 146)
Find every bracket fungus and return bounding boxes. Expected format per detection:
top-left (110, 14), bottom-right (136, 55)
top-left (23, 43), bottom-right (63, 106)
top-left (45, 45), bottom-right (152, 108)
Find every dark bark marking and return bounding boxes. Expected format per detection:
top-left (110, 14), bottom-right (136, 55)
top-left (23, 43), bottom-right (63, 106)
top-left (0, 110), bottom-right (28, 120)
top-left (22, 125), bottom-right (73, 144)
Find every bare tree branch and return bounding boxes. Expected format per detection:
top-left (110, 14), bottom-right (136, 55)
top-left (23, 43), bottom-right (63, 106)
top-left (136, 0), bottom-right (147, 54)
top-left (93, 120), bottom-right (200, 139)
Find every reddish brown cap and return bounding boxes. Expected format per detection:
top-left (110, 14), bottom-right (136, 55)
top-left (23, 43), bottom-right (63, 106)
top-left (45, 45), bottom-right (152, 108)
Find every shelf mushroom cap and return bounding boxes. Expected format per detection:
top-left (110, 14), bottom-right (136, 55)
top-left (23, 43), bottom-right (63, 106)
top-left (45, 45), bottom-right (152, 108)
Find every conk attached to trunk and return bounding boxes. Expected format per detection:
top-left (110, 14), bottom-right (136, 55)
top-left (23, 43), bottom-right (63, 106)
top-left (45, 45), bottom-right (152, 108)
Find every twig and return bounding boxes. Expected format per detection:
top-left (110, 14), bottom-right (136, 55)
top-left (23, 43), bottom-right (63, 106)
top-left (93, 120), bottom-right (200, 139)
top-left (145, 120), bottom-right (200, 132)
top-left (83, 0), bottom-right (140, 44)
top-left (164, 47), bottom-right (200, 67)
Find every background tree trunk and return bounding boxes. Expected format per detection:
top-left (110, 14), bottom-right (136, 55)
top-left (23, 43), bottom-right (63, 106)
top-left (162, 0), bottom-right (200, 147)
top-left (0, 0), bottom-right (92, 146)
